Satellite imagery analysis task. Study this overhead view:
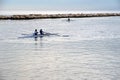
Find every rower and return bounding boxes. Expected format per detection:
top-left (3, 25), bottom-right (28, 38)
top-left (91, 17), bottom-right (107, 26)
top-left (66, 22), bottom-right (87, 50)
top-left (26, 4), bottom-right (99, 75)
top-left (40, 29), bottom-right (44, 35)
top-left (34, 29), bottom-right (38, 35)
top-left (68, 17), bottom-right (70, 21)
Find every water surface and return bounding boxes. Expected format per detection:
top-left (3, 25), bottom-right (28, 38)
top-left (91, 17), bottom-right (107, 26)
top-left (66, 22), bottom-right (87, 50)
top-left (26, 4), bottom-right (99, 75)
top-left (0, 17), bottom-right (120, 80)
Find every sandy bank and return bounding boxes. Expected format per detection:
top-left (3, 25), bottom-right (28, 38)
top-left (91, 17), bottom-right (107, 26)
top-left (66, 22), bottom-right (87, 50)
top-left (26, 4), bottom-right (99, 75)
top-left (0, 13), bottom-right (120, 20)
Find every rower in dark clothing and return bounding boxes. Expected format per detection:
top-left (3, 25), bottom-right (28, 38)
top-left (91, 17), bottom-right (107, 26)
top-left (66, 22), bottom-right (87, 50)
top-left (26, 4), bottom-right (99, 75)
top-left (40, 29), bottom-right (44, 35)
top-left (68, 17), bottom-right (70, 22)
top-left (34, 29), bottom-right (38, 35)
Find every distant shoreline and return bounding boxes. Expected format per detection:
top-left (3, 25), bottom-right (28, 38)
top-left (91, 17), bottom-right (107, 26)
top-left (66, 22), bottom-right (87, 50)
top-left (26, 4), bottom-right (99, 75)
top-left (0, 13), bottom-right (120, 20)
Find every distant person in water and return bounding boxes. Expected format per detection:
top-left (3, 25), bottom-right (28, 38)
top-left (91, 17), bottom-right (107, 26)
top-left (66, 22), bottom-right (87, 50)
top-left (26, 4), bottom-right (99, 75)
top-left (68, 17), bottom-right (70, 21)
top-left (40, 29), bottom-right (44, 35)
top-left (34, 29), bottom-right (38, 35)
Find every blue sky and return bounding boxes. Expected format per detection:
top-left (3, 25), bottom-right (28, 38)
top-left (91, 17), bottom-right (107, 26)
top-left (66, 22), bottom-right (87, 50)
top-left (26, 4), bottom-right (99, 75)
top-left (0, 0), bottom-right (120, 11)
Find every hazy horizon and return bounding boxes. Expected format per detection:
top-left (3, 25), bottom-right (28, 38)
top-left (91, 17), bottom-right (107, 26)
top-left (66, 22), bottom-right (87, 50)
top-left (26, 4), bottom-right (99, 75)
top-left (0, 0), bottom-right (120, 11)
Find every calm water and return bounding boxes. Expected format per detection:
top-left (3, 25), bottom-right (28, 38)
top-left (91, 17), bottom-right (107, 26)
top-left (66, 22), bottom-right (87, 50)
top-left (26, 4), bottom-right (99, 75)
top-left (0, 17), bottom-right (120, 80)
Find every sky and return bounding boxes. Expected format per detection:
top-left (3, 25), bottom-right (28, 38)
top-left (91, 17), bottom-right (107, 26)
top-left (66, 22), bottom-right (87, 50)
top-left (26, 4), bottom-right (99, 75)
top-left (0, 0), bottom-right (120, 11)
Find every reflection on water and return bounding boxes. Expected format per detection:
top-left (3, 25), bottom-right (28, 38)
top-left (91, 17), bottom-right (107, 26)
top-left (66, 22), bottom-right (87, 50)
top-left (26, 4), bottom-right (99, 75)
top-left (0, 17), bottom-right (120, 80)
top-left (34, 37), bottom-right (38, 41)
top-left (34, 37), bottom-right (44, 48)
